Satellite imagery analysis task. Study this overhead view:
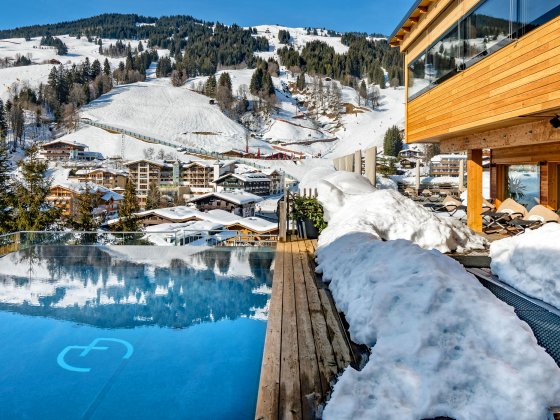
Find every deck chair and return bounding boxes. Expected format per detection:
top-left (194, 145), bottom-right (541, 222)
top-left (507, 205), bottom-right (560, 235)
top-left (482, 198), bottom-right (496, 212)
top-left (483, 198), bottom-right (528, 233)
top-left (424, 195), bottom-right (464, 215)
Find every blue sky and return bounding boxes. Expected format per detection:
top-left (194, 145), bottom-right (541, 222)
top-left (0, 0), bottom-right (415, 36)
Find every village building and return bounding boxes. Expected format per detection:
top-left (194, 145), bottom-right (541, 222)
top-left (390, 0), bottom-right (560, 231)
top-left (262, 169), bottom-right (285, 195)
top-left (72, 168), bottom-right (128, 190)
top-left (39, 140), bottom-right (88, 161)
top-left (214, 172), bottom-right (272, 196)
top-left (47, 182), bottom-right (123, 219)
top-left (188, 191), bottom-right (262, 217)
top-left (429, 154), bottom-right (467, 177)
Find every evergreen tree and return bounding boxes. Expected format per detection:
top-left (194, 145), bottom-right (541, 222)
top-left (91, 59), bottom-right (102, 78)
top-left (359, 80), bottom-right (368, 103)
top-left (145, 181), bottom-right (161, 210)
top-left (249, 68), bottom-right (263, 96)
top-left (296, 73), bottom-right (306, 90)
top-left (12, 146), bottom-right (60, 231)
top-left (262, 71), bottom-right (275, 97)
top-left (103, 58), bottom-right (111, 76)
top-left (138, 40), bottom-right (144, 52)
top-left (383, 125), bottom-right (403, 157)
top-left (0, 99), bottom-right (7, 140)
top-left (119, 179), bottom-right (140, 231)
top-left (218, 72), bottom-right (232, 91)
top-left (71, 186), bottom-right (99, 231)
top-left (204, 74), bottom-right (217, 98)
top-left (0, 137), bottom-right (12, 233)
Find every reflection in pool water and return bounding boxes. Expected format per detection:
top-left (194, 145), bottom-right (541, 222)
top-left (0, 245), bottom-right (274, 419)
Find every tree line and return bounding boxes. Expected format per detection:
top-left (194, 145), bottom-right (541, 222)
top-left (278, 34), bottom-right (403, 88)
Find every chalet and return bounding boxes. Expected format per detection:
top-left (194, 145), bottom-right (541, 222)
top-left (73, 168), bottom-right (128, 190)
top-left (262, 169), bottom-right (285, 195)
top-left (390, 0), bottom-right (560, 231)
top-left (47, 182), bottom-right (123, 218)
top-left (214, 173), bottom-right (271, 196)
top-left (398, 149), bottom-right (424, 159)
top-left (203, 209), bottom-right (279, 236)
top-left (188, 191), bottom-right (263, 217)
top-left (181, 160), bottom-right (235, 195)
top-left (130, 206), bottom-right (205, 228)
top-left (39, 140), bottom-right (88, 161)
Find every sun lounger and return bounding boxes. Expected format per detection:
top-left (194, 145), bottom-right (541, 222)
top-left (483, 198), bottom-right (528, 233)
top-left (506, 205), bottom-right (560, 235)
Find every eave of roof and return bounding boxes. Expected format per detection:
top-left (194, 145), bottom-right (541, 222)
top-left (389, 0), bottom-right (434, 47)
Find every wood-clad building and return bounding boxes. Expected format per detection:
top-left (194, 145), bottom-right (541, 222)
top-left (390, 0), bottom-right (560, 231)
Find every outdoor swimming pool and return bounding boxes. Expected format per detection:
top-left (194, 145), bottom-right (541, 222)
top-left (0, 245), bottom-right (274, 419)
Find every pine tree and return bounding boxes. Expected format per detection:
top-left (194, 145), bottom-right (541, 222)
top-left (0, 99), bottom-right (7, 140)
top-left (0, 137), bottom-right (12, 233)
top-left (359, 80), bottom-right (368, 103)
top-left (249, 68), bottom-right (263, 96)
top-left (91, 59), bottom-right (102, 78)
top-left (138, 41), bottom-right (144, 52)
top-left (204, 74), bottom-right (217, 98)
top-left (103, 58), bottom-right (111, 76)
top-left (296, 73), bottom-right (306, 90)
top-left (262, 71), bottom-right (275, 97)
top-left (145, 181), bottom-right (161, 210)
top-left (383, 125), bottom-right (403, 157)
top-left (12, 146), bottom-right (60, 231)
top-left (119, 179), bottom-right (140, 231)
top-left (72, 186), bottom-right (99, 231)
top-left (218, 72), bottom-right (232, 91)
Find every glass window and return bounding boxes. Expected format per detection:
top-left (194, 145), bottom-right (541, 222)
top-left (426, 25), bottom-right (460, 83)
top-left (522, 1), bottom-right (560, 32)
top-left (407, 52), bottom-right (428, 98)
top-left (507, 165), bottom-right (540, 209)
top-left (460, 0), bottom-right (516, 66)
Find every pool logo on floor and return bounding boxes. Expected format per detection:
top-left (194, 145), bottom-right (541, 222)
top-left (57, 338), bottom-right (134, 373)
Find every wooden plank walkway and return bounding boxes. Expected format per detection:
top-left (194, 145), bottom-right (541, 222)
top-left (256, 239), bottom-right (356, 420)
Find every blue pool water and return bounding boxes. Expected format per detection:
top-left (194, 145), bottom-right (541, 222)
top-left (0, 245), bottom-right (274, 419)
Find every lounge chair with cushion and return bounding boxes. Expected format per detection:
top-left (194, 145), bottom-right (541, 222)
top-left (506, 205), bottom-right (560, 235)
top-left (483, 198), bottom-right (528, 233)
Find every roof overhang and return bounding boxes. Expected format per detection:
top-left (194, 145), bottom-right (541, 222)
top-left (389, 0), bottom-right (436, 48)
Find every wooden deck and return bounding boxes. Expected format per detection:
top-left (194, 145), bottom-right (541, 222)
top-left (256, 239), bottom-right (356, 420)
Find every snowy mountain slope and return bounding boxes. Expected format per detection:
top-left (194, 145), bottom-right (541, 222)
top-left (0, 35), bottom-right (149, 101)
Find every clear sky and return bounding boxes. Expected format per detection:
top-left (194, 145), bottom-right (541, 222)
top-left (0, 0), bottom-right (415, 36)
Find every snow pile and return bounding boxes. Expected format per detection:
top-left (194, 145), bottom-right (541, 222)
top-left (318, 233), bottom-right (560, 420)
top-left (317, 172), bottom-right (485, 253)
top-left (490, 223), bottom-right (560, 309)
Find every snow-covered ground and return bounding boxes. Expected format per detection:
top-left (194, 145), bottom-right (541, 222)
top-left (0, 35), bottom-right (150, 101)
top-left (310, 171), bottom-right (560, 419)
top-left (490, 223), bottom-right (560, 309)
top-left (318, 233), bottom-right (560, 420)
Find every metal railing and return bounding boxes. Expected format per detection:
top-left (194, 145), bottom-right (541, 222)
top-left (0, 230), bottom-right (278, 256)
top-left (80, 119), bottom-right (297, 181)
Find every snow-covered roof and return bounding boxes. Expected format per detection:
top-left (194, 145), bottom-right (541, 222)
top-left (42, 139), bottom-right (87, 149)
top-left (124, 159), bottom-right (170, 167)
top-left (50, 181), bottom-right (124, 201)
top-left (204, 209), bottom-right (277, 233)
top-left (74, 168), bottom-right (128, 176)
top-left (135, 206), bottom-right (205, 221)
top-left (214, 172), bottom-right (271, 183)
top-left (189, 191), bottom-right (263, 205)
top-left (144, 220), bottom-right (223, 234)
top-left (430, 154), bottom-right (467, 162)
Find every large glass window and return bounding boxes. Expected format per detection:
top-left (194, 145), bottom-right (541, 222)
top-left (507, 165), bottom-right (540, 209)
top-left (460, 0), bottom-right (516, 65)
top-left (407, 0), bottom-right (560, 100)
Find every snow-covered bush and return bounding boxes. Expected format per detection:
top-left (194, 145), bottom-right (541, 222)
top-left (490, 223), bottom-right (560, 309)
top-left (316, 171), bottom-right (485, 253)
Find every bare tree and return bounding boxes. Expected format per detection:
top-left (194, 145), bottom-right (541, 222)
top-left (368, 87), bottom-right (381, 109)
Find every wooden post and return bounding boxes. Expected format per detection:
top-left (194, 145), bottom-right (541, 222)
top-left (279, 200), bottom-right (287, 242)
top-left (365, 146), bottom-right (377, 186)
top-left (467, 149), bottom-right (483, 232)
top-left (458, 159), bottom-right (465, 192)
top-left (345, 154), bottom-right (354, 172)
top-left (415, 159), bottom-right (421, 193)
top-left (354, 150), bottom-right (362, 175)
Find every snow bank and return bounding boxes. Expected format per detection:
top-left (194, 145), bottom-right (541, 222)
top-left (490, 223), bottom-right (560, 309)
top-left (317, 172), bottom-right (485, 253)
top-left (318, 233), bottom-right (560, 420)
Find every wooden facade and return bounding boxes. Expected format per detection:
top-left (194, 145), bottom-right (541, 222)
top-left (391, 0), bottom-right (560, 231)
